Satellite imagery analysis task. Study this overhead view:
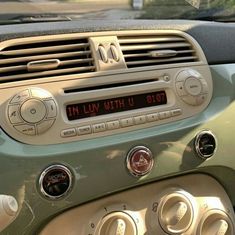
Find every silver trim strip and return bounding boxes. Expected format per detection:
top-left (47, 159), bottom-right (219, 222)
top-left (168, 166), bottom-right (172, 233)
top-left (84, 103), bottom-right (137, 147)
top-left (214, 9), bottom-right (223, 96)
top-left (126, 146), bottom-right (154, 177)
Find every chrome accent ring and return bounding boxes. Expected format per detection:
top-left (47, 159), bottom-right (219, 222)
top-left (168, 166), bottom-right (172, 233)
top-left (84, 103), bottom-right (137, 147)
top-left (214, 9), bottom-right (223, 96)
top-left (195, 130), bottom-right (217, 159)
top-left (126, 146), bottom-right (154, 177)
top-left (39, 164), bottom-right (73, 200)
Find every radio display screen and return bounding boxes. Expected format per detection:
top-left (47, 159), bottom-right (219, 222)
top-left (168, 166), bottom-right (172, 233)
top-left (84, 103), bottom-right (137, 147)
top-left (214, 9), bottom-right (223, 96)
top-left (66, 91), bottom-right (167, 121)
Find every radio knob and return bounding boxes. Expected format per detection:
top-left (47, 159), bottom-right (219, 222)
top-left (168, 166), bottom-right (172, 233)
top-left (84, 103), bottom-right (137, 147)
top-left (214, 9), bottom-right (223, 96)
top-left (184, 77), bottom-right (202, 96)
top-left (176, 69), bottom-right (208, 106)
top-left (20, 99), bottom-right (47, 124)
top-left (8, 88), bottom-right (58, 136)
top-left (98, 212), bottom-right (137, 235)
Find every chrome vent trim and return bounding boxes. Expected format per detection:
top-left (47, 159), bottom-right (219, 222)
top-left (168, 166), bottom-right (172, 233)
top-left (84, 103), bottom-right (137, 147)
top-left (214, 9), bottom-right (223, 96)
top-left (0, 37), bottom-right (95, 82)
top-left (118, 34), bottom-right (200, 68)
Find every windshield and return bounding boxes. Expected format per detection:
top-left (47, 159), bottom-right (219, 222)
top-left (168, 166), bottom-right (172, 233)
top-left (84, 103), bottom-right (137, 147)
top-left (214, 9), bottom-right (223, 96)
top-left (0, 0), bottom-right (234, 23)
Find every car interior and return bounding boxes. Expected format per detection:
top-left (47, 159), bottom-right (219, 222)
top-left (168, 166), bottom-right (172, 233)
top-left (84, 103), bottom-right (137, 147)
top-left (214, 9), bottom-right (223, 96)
top-left (0, 0), bottom-right (235, 234)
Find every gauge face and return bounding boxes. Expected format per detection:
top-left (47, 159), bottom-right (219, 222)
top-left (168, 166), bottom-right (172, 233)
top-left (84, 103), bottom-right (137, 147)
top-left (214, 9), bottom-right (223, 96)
top-left (195, 130), bottom-right (217, 159)
top-left (39, 165), bottom-right (73, 199)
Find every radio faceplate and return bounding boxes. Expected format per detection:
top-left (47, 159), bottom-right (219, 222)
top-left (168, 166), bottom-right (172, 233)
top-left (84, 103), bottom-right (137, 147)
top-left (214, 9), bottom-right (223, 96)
top-left (0, 65), bottom-right (213, 145)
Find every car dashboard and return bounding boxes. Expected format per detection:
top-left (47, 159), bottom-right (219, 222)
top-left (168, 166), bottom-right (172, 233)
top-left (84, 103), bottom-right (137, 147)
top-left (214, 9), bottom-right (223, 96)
top-left (0, 19), bottom-right (234, 235)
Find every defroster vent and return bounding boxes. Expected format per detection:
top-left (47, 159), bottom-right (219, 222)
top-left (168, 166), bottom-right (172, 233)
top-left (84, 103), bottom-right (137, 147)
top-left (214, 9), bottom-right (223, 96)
top-left (118, 34), bottom-right (200, 68)
top-left (0, 36), bottom-right (95, 82)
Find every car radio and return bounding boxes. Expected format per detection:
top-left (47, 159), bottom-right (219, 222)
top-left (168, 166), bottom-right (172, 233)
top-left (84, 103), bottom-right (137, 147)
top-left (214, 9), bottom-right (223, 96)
top-left (0, 65), bottom-right (213, 145)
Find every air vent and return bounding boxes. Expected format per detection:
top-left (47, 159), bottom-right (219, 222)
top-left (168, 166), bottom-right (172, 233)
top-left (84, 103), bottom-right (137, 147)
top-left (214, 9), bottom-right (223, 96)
top-left (118, 34), bottom-right (200, 68)
top-left (0, 37), bottom-right (95, 82)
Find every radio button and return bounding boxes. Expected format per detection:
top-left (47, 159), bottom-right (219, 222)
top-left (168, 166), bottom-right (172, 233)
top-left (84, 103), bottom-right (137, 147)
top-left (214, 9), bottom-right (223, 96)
top-left (184, 77), bottom-right (203, 96)
top-left (37, 119), bottom-right (55, 135)
top-left (120, 118), bottom-right (134, 127)
top-left (171, 109), bottom-right (182, 117)
top-left (8, 105), bottom-right (23, 124)
top-left (196, 94), bottom-right (208, 105)
top-left (159, 111), bottom-right (171, 120)
top-left (176, 82), bottom-right (187, 97)
top-left (45, 100), bottom-right (57, 118)
top-left (147, 113), bottom-right (158, 122)
top-left (201, 80), bottom-right (209, 93)
top-left (176, 70), bottom-right (190, 82)
top-left (77, 125), bottom-right (92, 135)
top-left (93, 123), bottom-right (106, 133)
top-left (134, 115), bottom-right (146, 125)
top-left (182, 95), bottom-right (197, 106)
top-left (20, 99), bottom-right (47, 123)
top-left (14, 124), bottom-right (36, 136)
top-left (30, 88), bottom-right (52, 99)
top-left (61, 128), bottom-right (77, 138)
top-left (106, 120), bottom-right (120, 130)
top-left (10, 89), bottom-right (30, 104)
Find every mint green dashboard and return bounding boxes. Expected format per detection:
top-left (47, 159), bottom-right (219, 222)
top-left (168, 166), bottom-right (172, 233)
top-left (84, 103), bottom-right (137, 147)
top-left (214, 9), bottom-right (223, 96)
top-left (0, 20), bottom-right (235, 235)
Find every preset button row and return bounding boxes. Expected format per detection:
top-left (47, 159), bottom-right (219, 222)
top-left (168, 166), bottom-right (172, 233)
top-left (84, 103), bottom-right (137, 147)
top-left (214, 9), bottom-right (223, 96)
top-left (61, 109), bottom-right (182, 138)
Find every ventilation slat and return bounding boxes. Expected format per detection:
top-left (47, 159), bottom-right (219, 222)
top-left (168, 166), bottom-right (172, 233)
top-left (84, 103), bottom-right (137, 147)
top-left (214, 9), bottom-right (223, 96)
top-left (121, 42), bottom-right (191, 51)
top-left (0, 65), bottom-right (27, 73)
top-left (0, 43), bottom-right (90, 56)
top-left (0, 36), bottom-right (95, 82)
top-left (0, 58), bottom-right (94, 74)
top-left (0, 51), bottom-right (92, 66)
top-left (0, 32), bottom-right (201, 83)
top-left (61, 58), bottom-right (93, 66)
top-left (0, 66), bottom-right (96, 82)
top-left (126, 56), bottom-right (198, 66)
top-left (124, 50), bottom-right (196, 58)
top-left (119, 34), bottom-right (200, 68)
top-left (118, 36), bottom-right (185, 44)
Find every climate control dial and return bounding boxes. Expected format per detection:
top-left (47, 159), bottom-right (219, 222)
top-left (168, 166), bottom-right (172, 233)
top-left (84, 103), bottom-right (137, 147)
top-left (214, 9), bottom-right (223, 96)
top-left (176, 69), bottom-right (208, 106)
top-left (98, 212), bottom-right (137, 235)
top-left (8, 87), bottom-right (57, 136)
top-left (198, 210), bottom-right (234, 235)
top-left (158, 190), bottom-right (195, 234)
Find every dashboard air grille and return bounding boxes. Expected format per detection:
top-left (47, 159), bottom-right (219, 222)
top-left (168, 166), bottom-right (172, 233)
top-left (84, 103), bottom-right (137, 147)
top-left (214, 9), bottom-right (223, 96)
top-left (118, 35), bottom-right (199, 68)
top-left (0, 37), bottom-right (95, 82)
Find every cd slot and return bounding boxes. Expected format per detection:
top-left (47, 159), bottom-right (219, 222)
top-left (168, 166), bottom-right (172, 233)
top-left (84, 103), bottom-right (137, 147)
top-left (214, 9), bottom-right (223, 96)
top-left (64, 78), bottom-right (158, 93)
